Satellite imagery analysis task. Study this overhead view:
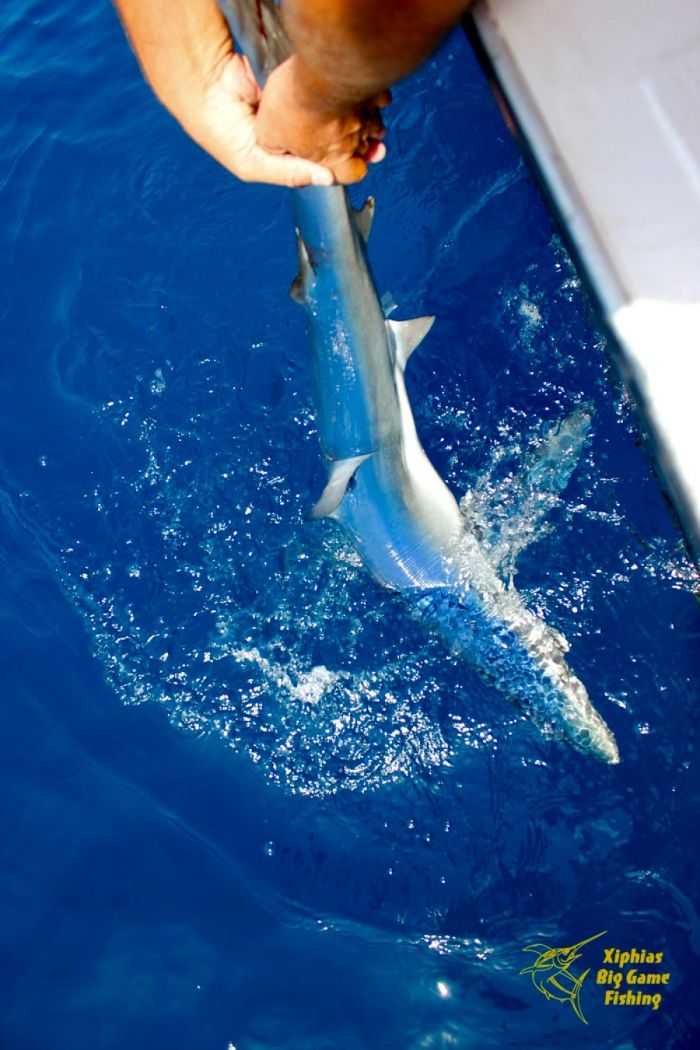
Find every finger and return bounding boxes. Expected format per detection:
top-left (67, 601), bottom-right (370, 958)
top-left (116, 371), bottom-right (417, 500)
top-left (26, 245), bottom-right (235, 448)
top-left (330, 155), bottom-right (368, 185)
top-left (221, 54), bottom-right (261, 106)
top-left (355, 129), bottom-right (385, 160)
top-left (361, 113), bottom-right (385, 141)
top-left (341, 114), bottom-right (383, 158)
top-left (242, 150), bottom-right (334, 188)
top-left (365, 141), bottom-right (386, 164)
top-left (356, 119), bottom-right (385, 155)
top-left (372, 89), bottom-right (392, 109)
top-left (339, 126), bottom-right (363, 149)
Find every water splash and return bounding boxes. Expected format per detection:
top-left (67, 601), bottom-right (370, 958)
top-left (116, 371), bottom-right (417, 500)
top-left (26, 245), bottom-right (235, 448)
top-left (461, 407), bottom-right (594, 581)
top-left (58, 370), bottom-right (612, 795)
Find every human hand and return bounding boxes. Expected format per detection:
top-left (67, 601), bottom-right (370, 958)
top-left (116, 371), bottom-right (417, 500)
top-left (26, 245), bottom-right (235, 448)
top-left (255, 56), bottom-right (390, 184)
top-left (184, 51), bottom-right (335, 187)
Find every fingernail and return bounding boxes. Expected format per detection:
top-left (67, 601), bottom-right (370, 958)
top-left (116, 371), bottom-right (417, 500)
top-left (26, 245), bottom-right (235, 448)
top-left (311, 169), bottom-right (333, 186)
top-left (368, 142), bottom-right (387, 164)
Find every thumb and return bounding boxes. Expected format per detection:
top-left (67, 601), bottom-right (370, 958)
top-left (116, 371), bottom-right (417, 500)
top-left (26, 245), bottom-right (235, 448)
top-left (245, 149), bottom-right (335, 188)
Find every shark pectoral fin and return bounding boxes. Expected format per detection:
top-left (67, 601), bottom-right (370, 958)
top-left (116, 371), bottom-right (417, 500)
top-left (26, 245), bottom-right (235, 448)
top-left (306, 453), bottom-right (372, 520)
top-left (387, 316), bottom-right (435, 370)
top-left (289, 273), bottom-right (305, 304)
top-left (289, 277), bottom-right (305, 304)
top-left (352, 197), bottom-right (375, 243)
top-left (290, 232), bottom-right (316, 304)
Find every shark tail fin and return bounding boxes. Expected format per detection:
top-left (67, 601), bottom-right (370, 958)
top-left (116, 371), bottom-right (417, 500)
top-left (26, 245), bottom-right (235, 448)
top-left (387, 316), bottom-right (435, 370)
top-left (306, 453), bottom-right (372, 520)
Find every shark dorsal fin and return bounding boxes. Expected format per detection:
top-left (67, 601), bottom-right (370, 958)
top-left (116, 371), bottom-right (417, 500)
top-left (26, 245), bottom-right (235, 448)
top-left (290, 234), bottom-right (315, 304)
top-left (387, 316), bottom-right (435, 370)
top-left (306, 453), bottom-right (372, 520)
top-left (352, 197), bottom-right (375, 243)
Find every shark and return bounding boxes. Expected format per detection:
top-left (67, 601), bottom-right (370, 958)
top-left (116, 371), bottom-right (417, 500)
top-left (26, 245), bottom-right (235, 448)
top-left (218, 0), bottom-right (620, 764)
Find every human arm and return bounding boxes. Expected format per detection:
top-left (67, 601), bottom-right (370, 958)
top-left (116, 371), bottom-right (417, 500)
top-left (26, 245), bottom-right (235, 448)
top-left (256, 0), bottom-right (472, 182)
top-left (113, 0), bottom-right (334, 186)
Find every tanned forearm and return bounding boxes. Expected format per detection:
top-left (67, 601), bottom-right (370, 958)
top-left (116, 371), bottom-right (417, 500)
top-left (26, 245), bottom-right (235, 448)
top-left (281, 0), bottom-right (471, 111)
top-left (114, 0), bottom-right (232, 129)
top-left (113, 0), bottom-right (334, 185)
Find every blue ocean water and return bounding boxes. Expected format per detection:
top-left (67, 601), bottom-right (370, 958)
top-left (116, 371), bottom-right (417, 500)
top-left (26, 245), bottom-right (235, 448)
top-left (1, 2), bottom-right (699, 1047)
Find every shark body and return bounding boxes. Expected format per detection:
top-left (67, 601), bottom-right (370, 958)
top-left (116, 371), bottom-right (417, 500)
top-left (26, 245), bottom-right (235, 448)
top-left (292, 188), bottom-right (619, 765)
top-left (219, 0), bottom-right (620, 764)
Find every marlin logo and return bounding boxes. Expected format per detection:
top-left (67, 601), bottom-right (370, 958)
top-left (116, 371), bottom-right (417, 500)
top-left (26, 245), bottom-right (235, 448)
top-left (220, 0), bottom-right (620, 764)
top-left (521, 930), bottom-right (607, 1024)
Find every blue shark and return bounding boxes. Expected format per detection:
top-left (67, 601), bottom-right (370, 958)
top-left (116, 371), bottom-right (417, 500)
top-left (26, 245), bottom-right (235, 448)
top-left (218, 0), bottom-right (620, 763)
